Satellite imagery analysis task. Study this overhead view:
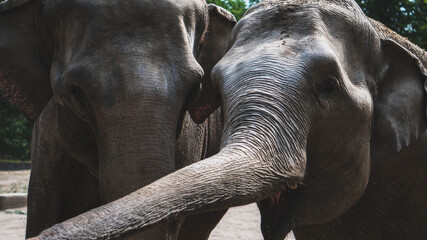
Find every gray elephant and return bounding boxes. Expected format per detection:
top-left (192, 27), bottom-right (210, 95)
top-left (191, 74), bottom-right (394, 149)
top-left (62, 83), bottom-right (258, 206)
top-left (32, 0), bottom-right (427, 240)
top-left (0, 0), bottom-right (236, 239)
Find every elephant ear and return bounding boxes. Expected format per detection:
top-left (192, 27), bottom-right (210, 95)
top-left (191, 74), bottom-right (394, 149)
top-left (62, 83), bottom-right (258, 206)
top-left (188, 4), bottom-right (236, 124)
top-left (0, 0), bottom-right (52, 121)
top-left (371, 39), bottom-right (427, 161)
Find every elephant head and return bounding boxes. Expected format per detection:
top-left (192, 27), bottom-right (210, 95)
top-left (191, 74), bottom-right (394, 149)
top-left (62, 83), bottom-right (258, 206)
top-left (33, 0), bottom-right (427, 239)
top-left (0, 0), bottom-right (236, 237)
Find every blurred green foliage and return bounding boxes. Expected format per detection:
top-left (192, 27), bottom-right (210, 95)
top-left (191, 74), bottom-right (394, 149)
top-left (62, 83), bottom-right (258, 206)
top-left (207, 0), bottom-right (261, 19)
top-left (355, 0), bottom-right (427, 49)
top-left (0, 98), bottom-right (32, 160)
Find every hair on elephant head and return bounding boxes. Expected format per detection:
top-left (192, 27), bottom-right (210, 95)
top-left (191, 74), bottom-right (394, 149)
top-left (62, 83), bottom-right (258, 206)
top-left (0, 0), bottom-right (236, 238)
top-left (32, 0), bottom-right (427, 240)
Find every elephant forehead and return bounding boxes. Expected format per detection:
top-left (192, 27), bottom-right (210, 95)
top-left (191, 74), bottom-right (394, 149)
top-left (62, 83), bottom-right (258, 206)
top-left (47, 0), bottom-right (206, 90)
top-left (229, 1), bottom-right (380, 76)
top-left (246, 0), bottom-right (363, 17)
top-left (237, 0), bottom-right (369, 38)
top-left (46, 0), bottom-right (207, 41)
top-left (50, 0), bottom-right (206, 17)
top-left (46, 0), bottom-right (207, 61)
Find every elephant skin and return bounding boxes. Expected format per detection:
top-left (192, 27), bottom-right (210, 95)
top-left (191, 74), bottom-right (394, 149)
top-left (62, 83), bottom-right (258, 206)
top-left (0, 0), bottom-right (235, 239)
top-left (31, 0), bottom-right (427, 240)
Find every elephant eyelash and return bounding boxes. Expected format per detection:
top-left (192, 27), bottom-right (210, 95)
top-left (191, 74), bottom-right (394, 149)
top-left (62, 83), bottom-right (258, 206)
top-left (320, 74), bottom-right (339, 94)
top-left (321, 79), bottom-right (336, 92)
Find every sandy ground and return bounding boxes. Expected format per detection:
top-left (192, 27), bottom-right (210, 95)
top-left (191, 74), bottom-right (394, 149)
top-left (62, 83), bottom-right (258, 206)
top-left (0, 207), bottom-right (27, 240)
top-left (0, 170), bottom-right (30, 194)
top-left (0, 170), bottom-right (30, 240)
top-left (210, 204), bottom-right (295, 240)
top-left (0, 170), bottom-right (295, 240)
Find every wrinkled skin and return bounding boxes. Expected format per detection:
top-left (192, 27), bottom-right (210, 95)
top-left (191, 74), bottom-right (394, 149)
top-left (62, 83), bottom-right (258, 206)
top-left (32, 1), bottom-right (427, 240)
top-left (0, 0), bottom-right (235, 239)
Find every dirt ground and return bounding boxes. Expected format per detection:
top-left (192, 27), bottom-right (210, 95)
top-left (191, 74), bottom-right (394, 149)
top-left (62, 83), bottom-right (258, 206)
top-left (0, 170), bottom-right (30, 240)
top-left (0, 207), bottom-right (27, 240)
top-left (0, 170), bottom-right (30, 194)
top-left (0, 170), bottom-right (295, 240)
top-left (210, 204), bottom-right (295, 240)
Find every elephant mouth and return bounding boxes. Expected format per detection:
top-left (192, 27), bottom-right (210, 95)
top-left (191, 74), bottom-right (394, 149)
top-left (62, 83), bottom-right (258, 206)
top-left (259, 181), bottom-right (301, 239)
top-left (268, 181), bottom-right (299, 209)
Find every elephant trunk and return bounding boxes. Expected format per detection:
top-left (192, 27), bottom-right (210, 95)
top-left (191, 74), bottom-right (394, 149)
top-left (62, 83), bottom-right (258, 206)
top-left (35, 118), bottom-right (308, 239)
top-left (95, 114), bottom-right (178, 203)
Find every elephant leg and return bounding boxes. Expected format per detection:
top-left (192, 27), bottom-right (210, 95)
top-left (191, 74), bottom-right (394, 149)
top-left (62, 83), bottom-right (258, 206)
top-left (26, 101), bottom-right (100, 237)
top-left (26, 133), bottom-right (62, 237)
top-left (27, 153), bottom-right (100, 235)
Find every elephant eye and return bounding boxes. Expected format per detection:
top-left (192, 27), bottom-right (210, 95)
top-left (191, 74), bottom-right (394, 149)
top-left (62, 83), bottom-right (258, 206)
top-left (321, 74), bottom-right (338, 93)
top-left (68, 86), bottom-right (91, 118)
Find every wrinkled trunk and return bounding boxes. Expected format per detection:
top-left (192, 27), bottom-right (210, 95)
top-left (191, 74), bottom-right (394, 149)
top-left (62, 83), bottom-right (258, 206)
top-left (90, 64), bottom-right (189, 203)
top-left (93, 99), bottom-right (182, 239)
top-left (35, 117), bottom-right (308, 239)
top-left (96, 116), bottom-right (177, 203)
top-left (35, 152), bottom-right (302, 239)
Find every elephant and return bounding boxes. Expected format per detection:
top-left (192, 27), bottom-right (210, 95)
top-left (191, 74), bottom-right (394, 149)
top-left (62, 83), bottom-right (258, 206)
top-left (31, 0), bottom-right (427, 239)
top-left (0, 0), bottom-right (236, 239)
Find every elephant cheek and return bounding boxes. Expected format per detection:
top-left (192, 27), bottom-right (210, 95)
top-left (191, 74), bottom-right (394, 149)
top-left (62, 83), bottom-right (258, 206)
top-left (294, 144), bottom-right (370, 227)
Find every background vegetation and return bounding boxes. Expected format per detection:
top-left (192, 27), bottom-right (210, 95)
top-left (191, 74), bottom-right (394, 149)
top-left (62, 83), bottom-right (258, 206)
top-left (0, 0), bottom-right (426, 160)
top-left (0, 98), bottom-right (32, 160)
top-left (356, 0), bottom-right (427, 48)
